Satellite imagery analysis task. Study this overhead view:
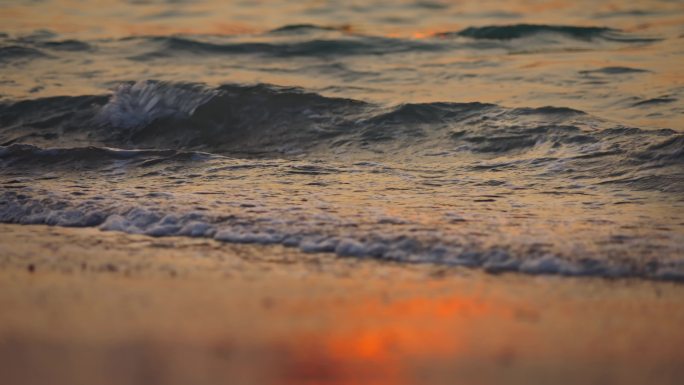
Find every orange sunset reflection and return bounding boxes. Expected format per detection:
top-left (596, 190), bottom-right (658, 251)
top-left (278, 292), bottom-right (520, 385)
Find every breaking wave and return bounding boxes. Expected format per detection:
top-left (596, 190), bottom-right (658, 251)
top-left (1, 81), bottom-right (681, 174)
top-left (1, 80), bottom-right (682, 282)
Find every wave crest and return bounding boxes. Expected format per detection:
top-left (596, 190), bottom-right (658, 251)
top-left (438, 24), bottom-right (661, 43)
top-left (98, 80), bottom-right (218, 129)
top-left (1, 81), bottom-right (682, 193)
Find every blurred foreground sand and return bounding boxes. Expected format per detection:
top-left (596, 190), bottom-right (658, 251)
top-left (1, 224), bottom-right (683, 385)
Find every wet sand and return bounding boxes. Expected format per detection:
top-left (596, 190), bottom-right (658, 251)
top-left (1, 224), bottom-right (683, 385)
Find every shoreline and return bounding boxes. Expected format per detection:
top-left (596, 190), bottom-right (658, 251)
top-left (1, 223), bottom-right (683, 385)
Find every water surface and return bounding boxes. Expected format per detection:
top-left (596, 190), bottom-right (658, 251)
top-left (1, 0), bottom-right (683, 280)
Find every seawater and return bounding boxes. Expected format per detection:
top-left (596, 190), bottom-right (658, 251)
top-left (1, 0), bottom-right (683, 280)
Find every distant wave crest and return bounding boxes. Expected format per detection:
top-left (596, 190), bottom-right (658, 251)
top-left (438, 24), bottom-right (661, 43)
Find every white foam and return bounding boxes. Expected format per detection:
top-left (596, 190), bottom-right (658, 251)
top-left (214, 230), bottom-right (283, 244)
top-left (178, 221), bottom-right (213, 237)
top-left (334, 238), bottom-right (368, 257)
top-left (3, 191), bottom-right (683, 282)
top-left (98, 80), bottom-right (217, 129)
top-left (100, 214), bottom-right (142, 234)
top-left (299, 237), bottom-right (339, 253)
top-left (482, 250), bottom-right (520, 273)
top-left (519, 255), bottom-right (580, 275)
top-left (145, 224), bottom-right (182, 237)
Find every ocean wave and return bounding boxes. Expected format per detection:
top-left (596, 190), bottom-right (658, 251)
top-left (440, 24), bottom-right (661, 42)
top-left (1, 81), bottom-right (682, 191)
top-left (98, 81), bottom-right (218, 129)
top-left (0, 36), bottom-right (92, 66)
top-left (124, 27), bottom-right (656, 60)
top-left (0, 45), bottom-right (49, 64)
top-left (268, 24), bottom-right (351, 34)
top-left (1, 23), bottom-right (659, 69)
top-left (631, 97), bottom-right (678, 107)
top-left (35, 39), bottom-right (92, 51)
top-left (129, 35), bottom-right (444, 59)
top-left (579, 66), bottom-right (650, 75)
top-left (1, 183), bottom-right (682, 282)
top-left (0, 143), bottom-right (212, 166)
top-left (0, 94), bottom-right (108, 147)
top-left (363, 102), bottom-right (496, 125)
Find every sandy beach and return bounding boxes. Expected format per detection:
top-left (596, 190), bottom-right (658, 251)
top-left (1, 224), bottom-right (683, 385)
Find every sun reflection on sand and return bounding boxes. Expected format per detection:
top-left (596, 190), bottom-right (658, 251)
top-left (279, 292), bottom-right (520, 385)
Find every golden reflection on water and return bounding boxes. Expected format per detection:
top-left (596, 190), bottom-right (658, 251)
top-left (1, 0), bottom-right (683, 38)
top-left (2, 0), bottom-right (683, 129)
